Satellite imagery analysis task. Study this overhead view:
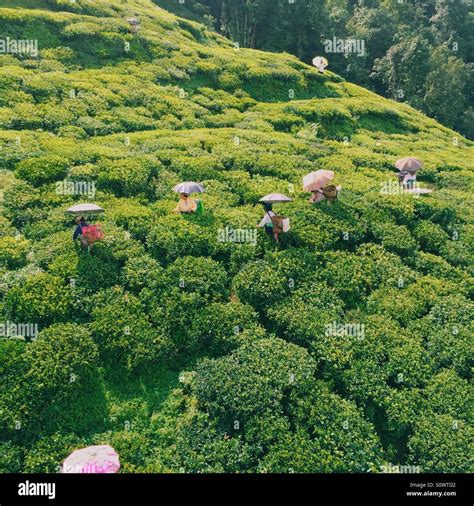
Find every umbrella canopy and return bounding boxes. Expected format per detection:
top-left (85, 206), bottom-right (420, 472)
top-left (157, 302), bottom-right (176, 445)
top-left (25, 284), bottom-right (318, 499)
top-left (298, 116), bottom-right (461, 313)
top-left (395, 157), bottom-right (423, 173)
top-left (303, 170), bottom-right (335, 192)
top-left (62, 445), bottom-right (120, 474)
top-left (173, 182), bottom-right (205, 194)
top-left (259, 193), bottom-right (293, 203)
top-left (312, 56), bottom-right (328, 72)
top-left (67, 203), bottom-right (104, 214)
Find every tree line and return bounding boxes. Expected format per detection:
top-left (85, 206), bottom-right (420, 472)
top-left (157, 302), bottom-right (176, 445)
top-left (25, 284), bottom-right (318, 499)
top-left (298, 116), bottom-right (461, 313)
top-left (158, 0), bottom-right (473, 139)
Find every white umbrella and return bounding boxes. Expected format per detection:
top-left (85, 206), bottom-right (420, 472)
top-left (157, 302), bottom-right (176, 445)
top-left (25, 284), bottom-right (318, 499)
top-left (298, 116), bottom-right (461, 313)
top-left (259, 193), bottom-right (293, 203)
top-left (173, 182), bottom-right (205, 194)
top-left (312, 56), bottom-right (328, 73)
top-left (67, 203), bottom-right (104, 214)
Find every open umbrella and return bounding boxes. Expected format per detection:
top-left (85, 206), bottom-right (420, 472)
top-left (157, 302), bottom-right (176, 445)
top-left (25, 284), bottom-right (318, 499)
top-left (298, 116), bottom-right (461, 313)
top-left (312, 56), bottom-right (328, 73)
top-left (62, 445), bottom-right (120, 474)
top-left (259, 193), bottom-right (293, 203)
top-left (395, 157), bottom-right (423, 173)
top-left (67, 203), bottom-right (104, 214)
top-left (173, 182), bottom-right (205, 194)
top-left (303, 170), bottom-right (334, 192)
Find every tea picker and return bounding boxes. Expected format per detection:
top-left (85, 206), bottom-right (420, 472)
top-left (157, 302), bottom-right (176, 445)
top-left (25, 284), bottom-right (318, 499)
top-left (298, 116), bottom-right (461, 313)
top-left (173, 182), bottom-right (205, 214)
top-left (303, 170), bottom-right (342, 204)
top-left (394, 157), bottom-right (433, 194)
top-left (257, 193), bottom-right (292, 243)
top-left (67, 203), bottom-right (105, 253)
top-left (395, 157), bottom-right (422, 190)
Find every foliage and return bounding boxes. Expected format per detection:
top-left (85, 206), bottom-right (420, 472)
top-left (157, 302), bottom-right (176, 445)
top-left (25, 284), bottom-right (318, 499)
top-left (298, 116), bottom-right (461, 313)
top-left (4, 272), bottom-right (73, 326)
top-left (0, 0), bottom-right (472, 474)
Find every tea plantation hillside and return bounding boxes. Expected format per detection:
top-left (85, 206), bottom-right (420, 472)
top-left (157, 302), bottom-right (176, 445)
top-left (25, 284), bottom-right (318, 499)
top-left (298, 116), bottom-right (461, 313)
top-left (0, 0), bottom-right (473, 473)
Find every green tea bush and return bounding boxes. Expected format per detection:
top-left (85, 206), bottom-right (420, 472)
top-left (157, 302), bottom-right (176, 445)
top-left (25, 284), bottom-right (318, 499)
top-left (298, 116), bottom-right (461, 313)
top-left (2, 181), bottom-right (45, 229)
top-left (96, 157), bottom-right (159, 197)
top-left (412, 221), bottom-right (449, 254)
top-left (407, 415), bottom-right (473, 472)
top-left (371, 222), bottom-right (418, 257)
top-left (25, 324), bottom-right (106, 433)
top-left (407, 295), bottom-right (473, 376)
top-left (267, 283), bottom-right (344, 352)
top-left (175, 412), bottom-right (253, 473)
top-left (23, 433), bottom-right (85, 473)
top-left (356, 243), bottom-right (416, 288)
top-left (0, 236), bottom-right (29, 269)
top-left (148, 215), bottom-right (217, 262)
top-left (366, 277), bottom-right (448, 326)
top-left (121, 254), bottom-right (164, 292)
top-left (0, 441), bottom-right (23, 472)
top-left (319, 251), bottom-right (376, 307)
top-left (15, 155), bottom-right (69, 186)
top-left (90, 288), bottom-right (169, 371)
top-left (232, 260), bottom-right (289, 311)
top-left (193, 338), bottom-right (316, 426)
top-left (4, 272), bottom-right (73, 326)
top-left (0, 339), bottom-right (29, 434)
top-left (163, 256), bottom-right (228, 301)
top-left (0, 324), bottom-right (106, 436)
top-left (280, 380), bottom-right (384, 472)
top-left (424, 369), bottom-right (471, 420)
top-left (190, 301), bottom-right (266, 356)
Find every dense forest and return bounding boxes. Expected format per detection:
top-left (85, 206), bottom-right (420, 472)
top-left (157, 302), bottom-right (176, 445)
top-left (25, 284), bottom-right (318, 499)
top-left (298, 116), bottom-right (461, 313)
top-left (157, 0), bottom-right (474, 140)
top-left (0, 0), bottom-right (472, 474)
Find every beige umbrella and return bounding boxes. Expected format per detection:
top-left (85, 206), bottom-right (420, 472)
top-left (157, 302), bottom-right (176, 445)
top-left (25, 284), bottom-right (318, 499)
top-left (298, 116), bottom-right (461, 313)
top-left (259, 193), bottom-right (293, 203)
top-left (67, 203), bottom-right (104, 214)
top-left (395, 157), bottom-right (423, 173)
top-left (303, 170), bottom-right (334, 192)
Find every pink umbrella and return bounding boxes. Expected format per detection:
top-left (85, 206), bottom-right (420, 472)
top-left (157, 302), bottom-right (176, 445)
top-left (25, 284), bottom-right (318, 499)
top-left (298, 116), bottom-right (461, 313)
top-left (395, 157), bottom-right (423, 173)
top-left (62, 445), bottom-right (120, 474)
top-left (303, 170), bottom-right (335, 192)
